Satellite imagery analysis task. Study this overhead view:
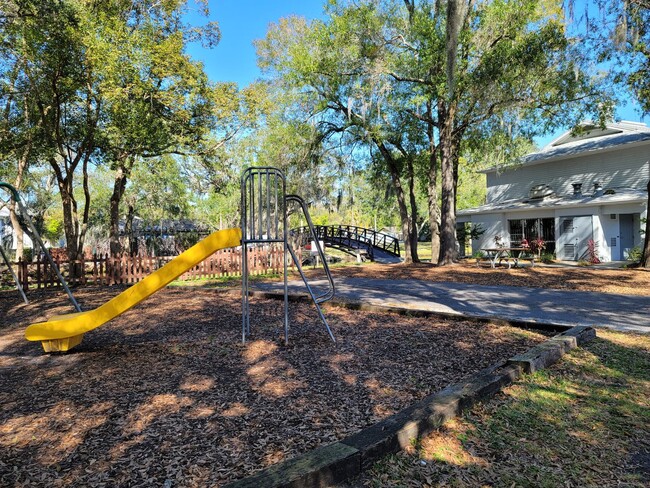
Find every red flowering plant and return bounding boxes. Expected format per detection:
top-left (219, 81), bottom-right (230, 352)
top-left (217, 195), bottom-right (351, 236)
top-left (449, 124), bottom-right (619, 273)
top-left (530, 237), bottom-right (546, 257)
top-left (587, 239), bottom-right (601, 264)
top-left (520, 238), bottom-right (529, 248)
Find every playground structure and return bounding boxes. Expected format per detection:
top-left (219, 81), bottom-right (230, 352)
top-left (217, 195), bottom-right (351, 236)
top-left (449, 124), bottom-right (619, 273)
top-left (0, 182), bottom-right (81, 312)
top-left (15, 167), bottom-right (334, 352)
top-left (241, 167), bottom-right (335, 345)
top-left (291, 224), bottom-right (401, 263)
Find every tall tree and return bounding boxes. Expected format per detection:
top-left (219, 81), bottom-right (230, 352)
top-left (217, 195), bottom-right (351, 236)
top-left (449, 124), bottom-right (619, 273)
top-left (0, 1), bottom-right (220, 271)
top-left (257, 1), bottom-right (608, 266)
top-left (614, 0), bottom-right (650, 266)
top-left (396, 0), bottom-right (610, 264)
top-left (96, 0), bottom-right (218, 256)
top-left (0, 1), bottom-right (101, 276)
top-left (256, 10), bottom-right (425, 263)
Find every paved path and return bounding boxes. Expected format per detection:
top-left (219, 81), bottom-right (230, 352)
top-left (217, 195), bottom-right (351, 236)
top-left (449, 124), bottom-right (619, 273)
top-left (255, 277), bottom-right (650, 333)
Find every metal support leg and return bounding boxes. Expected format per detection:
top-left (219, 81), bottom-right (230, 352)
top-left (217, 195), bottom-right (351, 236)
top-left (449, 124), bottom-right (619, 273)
top-left (0, 244), bottom-right (28, 304)
top-left (283, 240), bottom-right (289, 345)
top-left (0, 182), bottom-right (81, 312)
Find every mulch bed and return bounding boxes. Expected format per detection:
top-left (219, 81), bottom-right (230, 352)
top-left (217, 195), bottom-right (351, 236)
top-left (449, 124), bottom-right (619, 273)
top-left (313, 261), bottom-right (650, 296)
top-left (1, 286), bottom-right (551, 487)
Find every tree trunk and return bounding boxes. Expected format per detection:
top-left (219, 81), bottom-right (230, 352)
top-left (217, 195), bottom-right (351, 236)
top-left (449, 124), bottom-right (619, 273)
top-left (110, 166), bottom-right (129, 257)
top-left (406, 158), bottom-right (420, 262)
top-left (438, 103), bottom-right (458, 265)
top-left (643, 179), bottom-right (650, 267)
top-left (376, 141), bottom-right (418, 264)
top-left (58, 174), bottom-right (82, 280)
top-left (52, 154), bottom-right (88, 282)
top-left (426, 113), bottom-right (440, 263)
top-left (8, 202), bottom-right (24, 260)
top-left (8, 141), bottom-right (31, 260)
top-left (125, 203), bottom-right (135, 256)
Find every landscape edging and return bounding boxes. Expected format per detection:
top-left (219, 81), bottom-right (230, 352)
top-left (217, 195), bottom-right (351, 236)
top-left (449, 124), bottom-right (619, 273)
top-left (224, 295), bottom-right (596, 488)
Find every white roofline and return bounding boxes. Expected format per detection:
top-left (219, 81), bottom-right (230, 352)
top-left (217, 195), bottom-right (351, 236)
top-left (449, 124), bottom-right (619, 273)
top-left (458, 195), bottom-right (647, 216)
top-left (480, 137), bottom-right (650, 174)
top-left (480, 120), bottom-right (650, 174)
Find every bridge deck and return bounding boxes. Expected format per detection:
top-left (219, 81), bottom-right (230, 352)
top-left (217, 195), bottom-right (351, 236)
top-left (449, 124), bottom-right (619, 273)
top-left (291, 225), bottom-right (401, 263)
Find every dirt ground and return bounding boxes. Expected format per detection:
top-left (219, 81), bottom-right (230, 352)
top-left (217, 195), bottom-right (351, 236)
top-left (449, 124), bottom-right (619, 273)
top-left (313, 260), bottom-right (650, 296)
top-left (0, 286), bottom-right (551, 487)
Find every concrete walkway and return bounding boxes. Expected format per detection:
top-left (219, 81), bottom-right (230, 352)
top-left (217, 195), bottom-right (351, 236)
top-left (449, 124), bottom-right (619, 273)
top-left (255, 277), bottom-right (650, 333)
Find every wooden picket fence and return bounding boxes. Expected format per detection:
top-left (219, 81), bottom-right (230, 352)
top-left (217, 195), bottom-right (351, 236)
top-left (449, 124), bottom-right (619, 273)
top-left (10, 246), bottom-right (288, 291)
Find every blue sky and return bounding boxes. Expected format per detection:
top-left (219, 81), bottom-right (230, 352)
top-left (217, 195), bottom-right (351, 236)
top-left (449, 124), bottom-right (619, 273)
top-left (186, 0), bottom-right (648, 147)
top-left (185, 0), bottom-right (325, 86)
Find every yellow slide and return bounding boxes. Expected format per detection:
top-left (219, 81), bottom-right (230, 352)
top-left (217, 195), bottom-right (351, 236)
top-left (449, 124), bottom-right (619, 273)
top-left (25, 228), bottom-right (242, 352)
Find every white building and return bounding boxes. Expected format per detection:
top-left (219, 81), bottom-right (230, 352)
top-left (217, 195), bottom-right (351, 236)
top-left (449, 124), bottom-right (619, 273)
top-left (0, 206), bottom-right (34, 252)
top-left (458, 121), bottom-right (650, 262)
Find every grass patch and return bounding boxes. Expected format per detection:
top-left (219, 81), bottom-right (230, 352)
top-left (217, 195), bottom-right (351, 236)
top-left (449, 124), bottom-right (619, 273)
top-left (363, 329), bottom-right (650, 487)
top-left (168, 272), bottom-right (280, 288)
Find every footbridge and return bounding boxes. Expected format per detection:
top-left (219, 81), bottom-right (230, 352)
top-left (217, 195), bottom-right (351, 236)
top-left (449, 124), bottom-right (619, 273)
top-left (291, 225), bottom-right (401, 263)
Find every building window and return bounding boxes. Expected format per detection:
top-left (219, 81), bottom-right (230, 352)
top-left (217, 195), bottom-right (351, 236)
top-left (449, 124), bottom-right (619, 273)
top-left (508, 220), bottom-right (523, 243)
top-left (562, 218), bottom-right (574, 234)
top-left (508, 218), bottom-right (556, 253)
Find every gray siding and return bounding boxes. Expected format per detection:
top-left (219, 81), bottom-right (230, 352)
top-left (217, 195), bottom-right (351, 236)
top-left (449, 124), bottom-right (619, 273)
top-left (486, 143), bottom-right (650, 202)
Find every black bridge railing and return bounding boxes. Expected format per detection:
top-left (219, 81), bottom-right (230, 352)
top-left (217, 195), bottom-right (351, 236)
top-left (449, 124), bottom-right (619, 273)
top-left (290, 225), bottom-right (400, 260)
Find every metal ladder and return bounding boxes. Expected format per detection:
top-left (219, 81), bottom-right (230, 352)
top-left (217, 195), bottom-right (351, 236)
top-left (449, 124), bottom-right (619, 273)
top-left (240, 167), bottom-right (335, 345)
top-left (0, 182), bottom-right (81, 312)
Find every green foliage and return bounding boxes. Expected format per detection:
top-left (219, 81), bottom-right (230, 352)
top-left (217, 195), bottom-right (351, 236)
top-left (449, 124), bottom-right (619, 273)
top-left (540, 251), bottom-right (556, 263)
top-left (457, 223), bottom-right (485, 242)
top-left (42, 215), bottom-right (64, 244)
top-left (127, 155), bottom-right (189, 226)
top-left (0, 0), bottom-right (221, 259)
top-left (21, 248), bottom-right (33, 262)
top-left (255, 0), bottom-right (612, 265)
top-left (626, 246), bottom-right (643, 262)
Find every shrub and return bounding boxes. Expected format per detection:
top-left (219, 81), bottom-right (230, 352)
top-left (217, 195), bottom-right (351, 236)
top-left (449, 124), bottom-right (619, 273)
top-left (540, 252), bottom-right (555, 263)
top-left (626, 246), bottom-right (643, 262)
top-left (22, 248), bottom-right (33, 262)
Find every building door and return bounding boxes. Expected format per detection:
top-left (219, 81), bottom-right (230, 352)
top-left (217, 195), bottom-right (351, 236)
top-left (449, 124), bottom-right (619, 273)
top-left (619, 214), bottom-right (635, 260)
top-left (557, 216), bottom-right (593, 261)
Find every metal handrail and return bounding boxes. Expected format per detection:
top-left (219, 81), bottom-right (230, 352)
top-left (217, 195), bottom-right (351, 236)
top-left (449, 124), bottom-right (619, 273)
top-left (285, 196), bottom-right (335, 305)
top-left (291, 224), bottom-right (400, 259)
top-left (292, 225), bottom-right (374, 260)
top-left (0, 182), bottom-right (81, 312)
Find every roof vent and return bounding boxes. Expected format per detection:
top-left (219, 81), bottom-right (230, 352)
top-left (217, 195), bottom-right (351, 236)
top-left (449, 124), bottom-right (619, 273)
top-left (593, 182), bottom-right (604, 197)
top-left (529, 184), bottom-right (554, 200)
top-left (572, 183), bottom-right (583, 198)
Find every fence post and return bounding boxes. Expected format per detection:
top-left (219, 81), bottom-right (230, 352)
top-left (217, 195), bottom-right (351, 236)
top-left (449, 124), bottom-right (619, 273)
top-left (17, 257), bottom-right (28, 291)
top-left (36, 254), bottom-right (42, 289)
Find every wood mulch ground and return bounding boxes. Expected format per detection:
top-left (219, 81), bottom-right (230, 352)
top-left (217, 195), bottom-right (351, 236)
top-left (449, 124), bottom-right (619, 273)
top-left (312, 261), bottom-right (650, 297)
top-left (0, 286), bottom-right (551, 487)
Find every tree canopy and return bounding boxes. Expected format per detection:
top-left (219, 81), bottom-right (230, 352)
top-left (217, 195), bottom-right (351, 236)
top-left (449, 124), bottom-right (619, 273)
top-left (256, 0), bottom-right (611, 264)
